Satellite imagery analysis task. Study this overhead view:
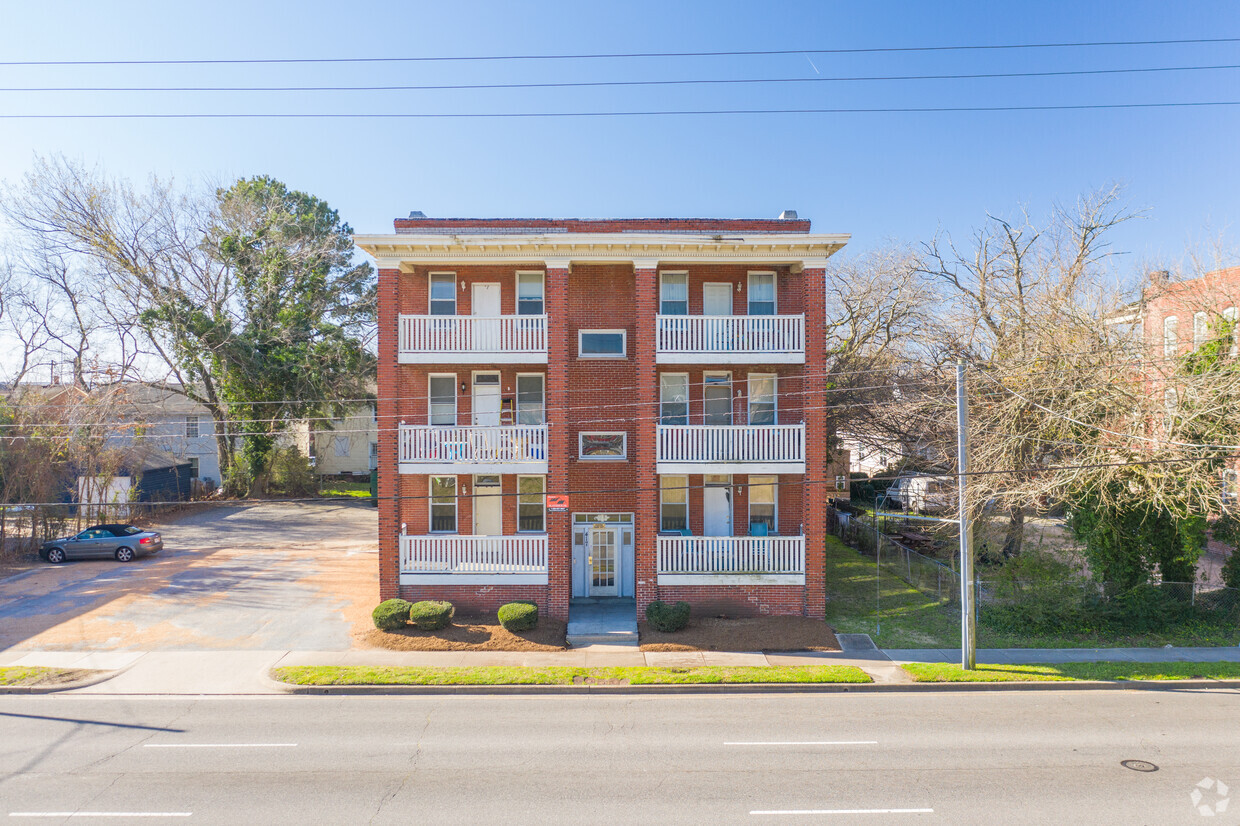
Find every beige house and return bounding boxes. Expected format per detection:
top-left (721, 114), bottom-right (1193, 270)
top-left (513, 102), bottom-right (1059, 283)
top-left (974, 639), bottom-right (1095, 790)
top-left (290, 405), bottom-right (378, 477)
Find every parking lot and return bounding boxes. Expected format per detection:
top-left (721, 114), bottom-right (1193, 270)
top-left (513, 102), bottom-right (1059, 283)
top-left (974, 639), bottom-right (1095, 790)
top-left (0, 501), bottom-right (378, 652)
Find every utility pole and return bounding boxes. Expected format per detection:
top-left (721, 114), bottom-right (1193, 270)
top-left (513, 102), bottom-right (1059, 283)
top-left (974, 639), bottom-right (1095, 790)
top-left (956, 360), bottom-right (976, 670)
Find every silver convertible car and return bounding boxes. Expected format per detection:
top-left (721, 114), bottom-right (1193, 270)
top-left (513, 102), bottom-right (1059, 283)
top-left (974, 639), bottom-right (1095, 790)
top-left (40, 524), bottom-right (164, 564)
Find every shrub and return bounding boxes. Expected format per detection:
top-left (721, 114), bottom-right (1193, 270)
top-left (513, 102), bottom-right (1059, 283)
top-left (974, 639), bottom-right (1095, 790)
top-left (497, 601), bottom-right (539, 632)
top-left (270, 446), bottom-right (317, 497)
top-left (408, 600), bottom-right (454, 630)
top-left (645, 599), bottom-right (690, 632)
top-left (1222, 549), bottom-right (1240, 591)
top-left (372, 599), bottom-right (412, 632)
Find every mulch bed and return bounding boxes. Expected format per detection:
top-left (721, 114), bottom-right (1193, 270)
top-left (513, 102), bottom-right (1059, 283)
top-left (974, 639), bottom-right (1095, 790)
top-left (639, 616), bottom-right (841, 652)
top-left (361, 617), bottom-right (568, 652)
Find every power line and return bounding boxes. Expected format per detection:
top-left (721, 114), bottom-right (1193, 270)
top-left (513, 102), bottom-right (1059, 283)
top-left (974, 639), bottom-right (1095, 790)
top-left (3, 37), bottom-right (1237, 67)
top-left (2, 101), bottom-right (1239, 120)
top-left (7, 63), bottom-right (1239, 93)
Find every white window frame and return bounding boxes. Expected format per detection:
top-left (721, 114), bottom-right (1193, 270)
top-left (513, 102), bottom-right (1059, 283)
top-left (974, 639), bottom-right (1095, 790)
top-left (429, 476), bottom-right (457, 533)
top-left (428, 271), bottom-right (457, 316)
top-left (516, 373), bottom-right (546, 425)
top-left (517, 475), bottom-right (546, 533)
top-left (187, 457), bottom-right (200, 478)
top-left (1194, 311), bottom-right (1209, 349)
top-left (703, 371), bottom-right (733, 426)
top-left (660, 475), bottom-right (689, 532)
top-left (579, 431), bottom-right (627, 460)
top-left (747, 373), bottom-right (777, 426)
top-left (659, 271), bottom-right (689, 316)
top-left (516, 270), bottom-right (545, 316)
top-left (747, 271), bottom-right (777, 315)
top-left (660, 373), bottom-right (689, 424)
top-left (1163, 315), bottom-right (1178, 359)
top-left (428, 373), bottom-right (457, 426)
top-left (578, 329), bottom-right (627, 359)
top-left (748, 475), bottom-right (778, 532)
top-left (184, 415), bottom-right (200, 439)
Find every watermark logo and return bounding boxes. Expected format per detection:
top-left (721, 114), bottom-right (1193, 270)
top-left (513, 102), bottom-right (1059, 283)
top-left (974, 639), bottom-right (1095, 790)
top-left (1191, 777), bottom-right (1230, 817)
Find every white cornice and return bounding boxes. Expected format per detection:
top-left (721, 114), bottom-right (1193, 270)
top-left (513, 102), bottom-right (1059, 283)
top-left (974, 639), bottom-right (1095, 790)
top-left (355, 232), bottom-right (850, 267)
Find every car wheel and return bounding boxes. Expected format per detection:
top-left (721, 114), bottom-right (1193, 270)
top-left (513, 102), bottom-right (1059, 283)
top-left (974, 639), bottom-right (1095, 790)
top-left (114, 547), bottom-right (135, 563)
top-left (46, 547), bottom-right (66, 564)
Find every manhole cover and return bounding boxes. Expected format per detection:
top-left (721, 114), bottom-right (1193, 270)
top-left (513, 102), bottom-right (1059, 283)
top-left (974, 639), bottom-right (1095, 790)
top-left (1121, 760), bottom-right (1159, 773)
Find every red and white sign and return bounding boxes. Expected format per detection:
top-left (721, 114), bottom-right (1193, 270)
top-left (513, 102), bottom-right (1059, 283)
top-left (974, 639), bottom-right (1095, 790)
top-left (546, 494), bottom-right (568, 512)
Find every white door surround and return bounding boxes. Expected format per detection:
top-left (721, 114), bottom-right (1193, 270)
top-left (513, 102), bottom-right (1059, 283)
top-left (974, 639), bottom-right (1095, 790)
top-left (471, 283), bottom-right (502, 351)
top-left (704, 476), bottom-right (733, 537)
top-left (572, 514), bottom-right (635, 598)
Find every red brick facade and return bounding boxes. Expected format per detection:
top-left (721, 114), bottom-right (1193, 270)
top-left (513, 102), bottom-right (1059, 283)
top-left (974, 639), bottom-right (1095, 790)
top-left (366, 218), bottom-right (848, 622)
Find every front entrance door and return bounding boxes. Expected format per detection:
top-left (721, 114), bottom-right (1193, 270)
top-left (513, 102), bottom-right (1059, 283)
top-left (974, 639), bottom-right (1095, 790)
top-left (703, 283), bottom-right (732, 315)
top-left (588, 524), bottom-right (619, 596)
top-left (472, 373), bottom-right (501, 426)
top-left (473, 476), bottom-right (502, 535)
top-left (704, 477), bottom-right (732, 536)
top-left (572, 515), bottom-right (635, 597)
top-left (471, 283), bottom-right (502, 350)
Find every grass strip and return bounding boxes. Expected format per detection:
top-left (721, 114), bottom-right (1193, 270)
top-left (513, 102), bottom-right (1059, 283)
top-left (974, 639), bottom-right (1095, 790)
top-left (272, 665), bottom-right (872, 686)
top-left (0, 667), bottom-right (82, 687)
top-left (903, 661), bottom-right (1240, 683)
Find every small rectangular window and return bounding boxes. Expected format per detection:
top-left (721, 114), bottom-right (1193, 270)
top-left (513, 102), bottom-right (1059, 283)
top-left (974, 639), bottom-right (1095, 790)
top-left (579, 432), bottom-right (627, 459)
top-left (660, 374), bottom-right (688, 425)
top-left (334, 435), bottom-right (351, 457)
top-left (578, 329), bottom-right (627, 358)
top-left (516, 374), bottom-right (545, 424)
top-left (429, 273), bottom-right (457, 316)
top-left (518, 475), bottom-right (545, 532)
top-left (517, 272), bottom-right (544, 315)
top-left (748, 272), bottom-right (776, 316)
top-left (748, 374), bottom-right (777, 425)
top-left (430, 476), bottom-right (457, 532)
top-left (660, 475), bottom-right (688, 532)
top-left (188, 457), bottom-right (199, 478)
top-left (429, 375), bottom-right (457, 426)
top-left (749, 475), bottom-right (777, 531)
top-left (184, 415), bottom-right (199, 439)
top-left (660, 272), bottom-right (688, 315)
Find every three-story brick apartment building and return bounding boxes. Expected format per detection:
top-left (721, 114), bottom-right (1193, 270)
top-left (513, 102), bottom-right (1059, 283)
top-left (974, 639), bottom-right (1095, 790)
top-left (358, 215), bottom-right (851, 622)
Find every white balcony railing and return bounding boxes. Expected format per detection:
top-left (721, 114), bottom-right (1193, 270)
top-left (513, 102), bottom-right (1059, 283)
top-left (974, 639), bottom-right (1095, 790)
top-left (399, 424), bottom-right (549, 473)
top-left (656, 423), bottom-right (805, 473)
top-left (400, 534), bottom-right (549, 584)
top-left (657, 535), bottom-right (805, 583)
top-left (656, 314), bottom-right (805, 363)
top-left (399, 315), bottom-right (548, 363)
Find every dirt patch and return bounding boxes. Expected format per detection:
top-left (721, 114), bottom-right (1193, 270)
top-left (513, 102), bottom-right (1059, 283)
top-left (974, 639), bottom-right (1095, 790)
top-left (361, 617), bottom-right (568, 651)
top-left (0, 667), bottom-right (99, 687)
top-left (639, 616), bottom-right (841, 652)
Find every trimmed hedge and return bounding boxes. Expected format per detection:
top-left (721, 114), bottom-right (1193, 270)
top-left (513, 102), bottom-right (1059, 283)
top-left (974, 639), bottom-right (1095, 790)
top-left (645, 599), bottom-right (691, 633)
top-left (497, 601), bottom-right (539, 632)
top-left (372, 599), bottom-right (413, 632)
top-left (408, 600), bottom-right (455, 630)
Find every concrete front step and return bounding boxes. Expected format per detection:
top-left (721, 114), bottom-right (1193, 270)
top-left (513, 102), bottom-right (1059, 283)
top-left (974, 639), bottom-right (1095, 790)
top-left (567, 631), bottom-right (639, 647)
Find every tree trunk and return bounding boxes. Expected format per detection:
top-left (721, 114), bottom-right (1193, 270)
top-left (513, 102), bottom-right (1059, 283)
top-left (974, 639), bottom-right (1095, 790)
top-left (1002, 505), bottom-right (1026, 558)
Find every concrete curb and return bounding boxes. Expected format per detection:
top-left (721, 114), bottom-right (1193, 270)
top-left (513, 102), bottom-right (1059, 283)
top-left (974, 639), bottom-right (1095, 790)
top-left (0, 668), bottom-right (119, 695)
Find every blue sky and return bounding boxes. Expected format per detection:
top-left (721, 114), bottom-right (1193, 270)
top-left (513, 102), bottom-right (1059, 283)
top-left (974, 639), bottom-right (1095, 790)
top-left (1, 1), bottom-right (1238, 278)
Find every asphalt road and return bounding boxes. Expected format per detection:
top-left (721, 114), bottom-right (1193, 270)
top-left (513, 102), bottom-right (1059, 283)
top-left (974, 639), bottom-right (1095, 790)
top-left (2, 689), bottom-right (1237, 824)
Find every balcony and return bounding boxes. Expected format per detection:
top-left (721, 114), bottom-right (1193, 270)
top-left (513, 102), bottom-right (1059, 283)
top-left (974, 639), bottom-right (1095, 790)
top-left (656, 423), bottom-right (805, 473)
top-left (400, 534), bottom-right (548, 585)
top-left (399, 315), bottom-right (548, 363)
top-left (656, 535), bottom-right (805, 585)
top-left (655, 314), bottom-right (805, 364)
top-left (399, 424), bottom-right (549, 474)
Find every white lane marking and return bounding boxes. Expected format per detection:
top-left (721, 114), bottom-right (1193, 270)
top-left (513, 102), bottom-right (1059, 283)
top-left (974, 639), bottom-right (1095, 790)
top-left (725, 741), bottom-right (877, 746)
top-left (751, 809), bottom-right (933, 816)
top-left (143, 743), bottom-right (296, 748)
top-left (10, 814), bottom-right (192, 818)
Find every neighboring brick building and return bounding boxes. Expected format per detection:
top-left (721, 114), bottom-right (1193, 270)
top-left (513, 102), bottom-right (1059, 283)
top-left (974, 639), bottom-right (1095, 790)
top-left (357, 215), bottom-right (850, 622)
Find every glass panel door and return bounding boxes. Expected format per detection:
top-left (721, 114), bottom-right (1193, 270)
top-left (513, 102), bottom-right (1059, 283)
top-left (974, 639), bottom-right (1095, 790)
top-left (589, 525), bottom-right (618, 596)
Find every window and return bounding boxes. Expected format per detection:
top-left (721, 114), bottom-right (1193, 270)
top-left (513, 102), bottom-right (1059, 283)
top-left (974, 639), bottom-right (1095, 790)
top-left (188, 457), bottom-right (199, 479)
top-left (429, 273), bottom-right (456, 316)
top-left (430, 476), bottom-right (457, 532)
top-left (749, 475), bottom-right (777, 531)
top-left (704, 373), bottom-right (732, 425)
top-left (1224, 469), bottom-right (1239, 506)
top-left (334, 435), bottom-right (351, 457)
top-left (1163, 316), bottom-right (1178, 359)
top-left (579, 432), bottom-right (627, 459)
top-left (369, 442), bottom-right (378, 470)
top-left (517, 272), bottom-right (544, 315)
top-left (1164, 387), bottom-right (1179, 418)
top-left (660, 374), bottom-right (688, 425)
top-left (184, 415), bottom-right (200, 439)
top-left (748, 374), bottom-right (777, 425)
top-left (578, 329), bottom-right (627, 358)
top-left (429, 375), bottom-right (457, 425)
top-left (518, 475), bottom-right (545, 532)
top-left (660, 272), bottom-right (688, 315)
top-left (516, 374), bottom-right (545, 424)
top-left (1225, 307), bottom-right (1238, 357)
top-left (748, 272), bottom-right (776, 316)
top-left (371, 405), bottom-right (378, 423)
top-left (1194, 311), bottom-right (1209, 348)
top-left (660, 475), bottom-right (688, 532)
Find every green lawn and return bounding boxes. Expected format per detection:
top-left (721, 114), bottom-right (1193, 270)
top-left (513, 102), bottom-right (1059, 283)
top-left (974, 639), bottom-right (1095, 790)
top-left (272, 665), bottom-right (872, 686)
top-left (0, 667), bottom-right (82, 687)
top-left (320, 481), bottom-right (373, 499)
top-left (903, 661), bottom-right (1240, 683)
top-left (823, 537), bottom-right (1240, 649)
